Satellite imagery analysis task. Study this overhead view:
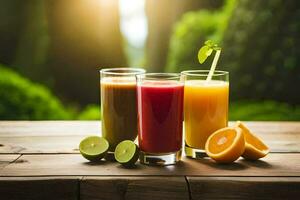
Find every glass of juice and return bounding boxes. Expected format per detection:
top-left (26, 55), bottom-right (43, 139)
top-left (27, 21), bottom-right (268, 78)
top-left (100, 68), bottom-right (145, 154)
top-left (181, 70), bottom-right (229, 158)
top-left (136, 73), bottom-right (184, 165)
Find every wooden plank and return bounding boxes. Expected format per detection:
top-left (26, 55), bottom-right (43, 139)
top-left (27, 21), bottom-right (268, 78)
top-left (0, 154), bottom-right (20, 170)
top-left (1, 153), bottom-right (300, 177)
top-left (229, 121), bottom-right (300, 152)
top-left (187, 177), bottom-right (300, 200)
top-left (0, 121), bottom-right (100, 154)
top-left (0, 177), bottom-right (79, 200)
top-left (0, 121), bottom-right (298, 136)
top-left (0, 121), bottom-right (100, 136)
top-left (0, 121), bottom-right (300, 136)
top-left (1, 132), bottom-right (298, 154)
top-left (80, 176), bottom-right (189, 200)
top-left (228, 121), bottom-right (300, 133)
top-left (0, 135), bottom-right (87, 154)
top-left (0, 121), bottom-right (300, 153)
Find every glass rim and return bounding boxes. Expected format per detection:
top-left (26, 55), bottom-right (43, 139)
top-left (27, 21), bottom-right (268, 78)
top-left (100, 67), bottom-right (145, 76)
top-left (181, 70), bottom-right (229, 77)
top-left (136, 73), bottom-right (181, 80)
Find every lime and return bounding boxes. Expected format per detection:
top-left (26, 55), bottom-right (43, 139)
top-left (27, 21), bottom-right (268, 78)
top-left (79, 136), bottom-right (109, 162)
top-left (114, 140), bottom-right (139, 166)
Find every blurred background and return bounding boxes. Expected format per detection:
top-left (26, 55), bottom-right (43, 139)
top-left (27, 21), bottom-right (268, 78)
top-left (0, 0), bottom-right (299, 120)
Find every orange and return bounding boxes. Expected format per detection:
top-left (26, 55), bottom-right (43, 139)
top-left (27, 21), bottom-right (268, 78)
top-left (205, 127), bottom-right (245, 163)
top-left (236, 121), bottom-right (269, 160)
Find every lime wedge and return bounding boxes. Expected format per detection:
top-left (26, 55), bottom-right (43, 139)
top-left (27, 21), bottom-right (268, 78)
top-left (114, 140), bottom-right (139, 166)
top-left (79, 136), bottom-right (109, 162)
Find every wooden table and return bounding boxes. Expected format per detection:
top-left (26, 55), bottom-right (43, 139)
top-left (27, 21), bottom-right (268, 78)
top-left (0, 121), bottom-right (299, 200)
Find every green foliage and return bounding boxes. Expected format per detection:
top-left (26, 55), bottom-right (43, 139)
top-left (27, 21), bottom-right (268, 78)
top-left (221, 0), bottom-right (300, 104)
top-left (166, 0), bottom-right (237, 72)
top-left (0, 65), bottom-right (71, 120)
top-left (230, 100), bottom-right (300, 121)
top-left (77, 105), bottom-right (100, 120)
top-left (166, 11), bottom-right (222, 72)
top-left (167, 0), bottom-right (300, 104)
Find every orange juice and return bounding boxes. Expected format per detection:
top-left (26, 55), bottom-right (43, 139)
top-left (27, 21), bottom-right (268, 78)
top-left (184, 80), bottom-right (229, 150)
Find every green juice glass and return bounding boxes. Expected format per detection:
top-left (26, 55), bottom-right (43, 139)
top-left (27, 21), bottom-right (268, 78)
top-left (100, 68), bottom-right (145, 154)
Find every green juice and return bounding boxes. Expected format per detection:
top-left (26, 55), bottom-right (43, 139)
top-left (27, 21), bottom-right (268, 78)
top-left (101, 77), bottom-right (138, 151)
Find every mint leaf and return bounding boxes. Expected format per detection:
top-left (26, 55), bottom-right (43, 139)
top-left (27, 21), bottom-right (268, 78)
top-left (198, 40), bottom-right (221, 64)
top-left (198, 45), bottom-right (210, 64)
top-left (212, 46), bottom-right (221, 51)
top-left (206, 48), bottom-right (213, 56)
top-left (205, 40), bottom-right (213, 46)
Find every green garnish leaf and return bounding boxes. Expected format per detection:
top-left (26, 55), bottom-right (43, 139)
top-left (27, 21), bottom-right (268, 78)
top-left (207, 48), bottom-right (213, 56)
top-left (197, 40), bottom-right (222, 82)
top-left (205, 40), bottom-right (213, 46)
top-left (213, 46), bottom-right (221, 51)
top-left (198, 40), bottom-right (221, 64)
top-left (198, 45), bottom-right (210, 64)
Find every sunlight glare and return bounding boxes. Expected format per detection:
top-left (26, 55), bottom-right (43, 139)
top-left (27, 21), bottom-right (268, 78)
top-left (119, 0), bottom-right (147, 48)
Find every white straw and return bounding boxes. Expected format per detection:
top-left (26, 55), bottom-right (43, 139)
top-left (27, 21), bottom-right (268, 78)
top-left (206, 49), bottom-right (221, 82)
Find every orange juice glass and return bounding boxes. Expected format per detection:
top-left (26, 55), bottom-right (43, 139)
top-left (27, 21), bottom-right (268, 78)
top-left (181, 70), bottom-right (229, 158)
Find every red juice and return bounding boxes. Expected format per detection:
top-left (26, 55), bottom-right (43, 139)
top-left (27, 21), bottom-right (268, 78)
top-left (137, 81), bottom-right (184, 153)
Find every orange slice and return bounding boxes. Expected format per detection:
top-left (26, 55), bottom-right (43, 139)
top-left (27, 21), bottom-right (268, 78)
top-left (205, 127), bottom-right (245, 163)
top-left (236, 121), bottom-right (269, 160)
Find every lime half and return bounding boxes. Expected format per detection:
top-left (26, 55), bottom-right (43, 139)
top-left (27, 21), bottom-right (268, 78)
top-left (114, 140), bottom-right (139, 166)
top-left (79, 136), bottom-right (109, 162)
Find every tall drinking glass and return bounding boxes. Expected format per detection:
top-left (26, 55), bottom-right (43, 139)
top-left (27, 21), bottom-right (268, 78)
top-left (136, 73), bottom-right (184, 165)
top-left (181, 70), bottom-right (229, 158)
top-left (100, 68), bottom-right (145, 154)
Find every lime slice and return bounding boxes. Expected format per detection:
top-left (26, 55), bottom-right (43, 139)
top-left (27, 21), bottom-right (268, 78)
top-left (114, 140), bottom-right (139, 166)
top-left (79, 136), bottom-right (109, 162)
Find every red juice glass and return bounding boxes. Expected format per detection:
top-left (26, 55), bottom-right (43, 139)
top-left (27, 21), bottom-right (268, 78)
top-left (136, 73), bottom-right (184, 165)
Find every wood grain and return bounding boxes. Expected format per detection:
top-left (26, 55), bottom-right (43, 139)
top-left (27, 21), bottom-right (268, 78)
top-left (0, 154), bottom-right (20, 170)
top-left (237, 121), bottom-right (300, 152)
top-left (0, 177), bottom-right (79, 200)
top-left (0, 121), bottom-right (300, 153)
top-left (0, 135), bottom-right (88, 154)
top-left (0, 121), bottom-right (100, 136)
top-left (1, 153), bottom-right (299, 177)
top-left (1, 121), bottom-right (298, 136)
top-left (0, 121), bottom-right (99, 154)
top-left (81, 176), bottom-right (189, 200)
top-left (0, 121), bottom-right (299, 199)
top-left (187, 177), bottom-right (300, 200)
top-left (229, 121), bottom-right (300, 132)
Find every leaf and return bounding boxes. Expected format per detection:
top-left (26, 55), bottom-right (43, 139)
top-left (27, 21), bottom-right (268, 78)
top-left (206, 48), bottom-right (213, 56)
top-left (198, 40), bottom-right (221, 64)
top-left (212, 46), bottom-right (221, 51)
top-left (205, 40), bottom-right (213, 46)
top-left (198, 45), bottom-right (210, 64)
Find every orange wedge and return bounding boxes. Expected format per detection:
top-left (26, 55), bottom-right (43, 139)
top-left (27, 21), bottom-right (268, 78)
top-left (236, 121), bottom-right (269, 160)
top-left (205, 127), bottom-right (245, 163)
